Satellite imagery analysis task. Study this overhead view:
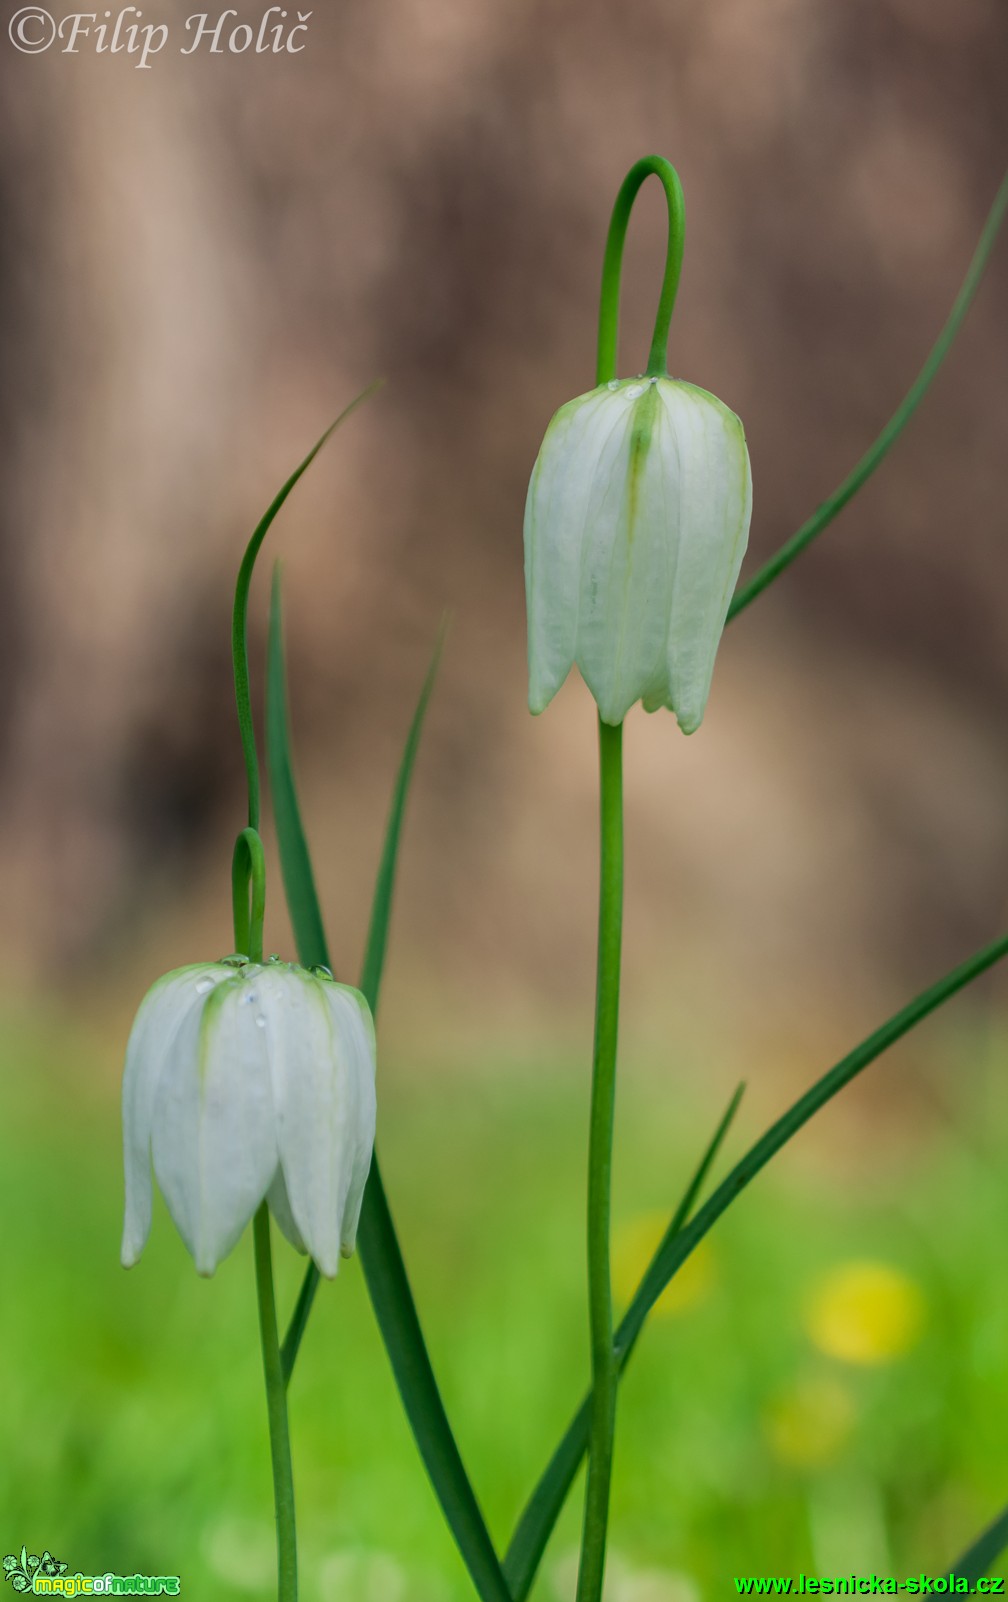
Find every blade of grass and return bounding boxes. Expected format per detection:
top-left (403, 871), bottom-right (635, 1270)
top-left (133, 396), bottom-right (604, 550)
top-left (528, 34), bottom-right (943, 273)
top-left (727, 170), bottom-right (1008, 622)
top-left (266, 563), bottom-right (328, 969)
top-left (276, 609), bottom-right (447, 1378)
top-left (353, 1161), bottom-right (514, 1602)
top-left (504, 1082), bottom-right (744, 1598)
top-left (266, 589), bottom-right (511, 1602)
top-left (504, 930), bottom-right (1008, 1600)
top-left (950, 1504), bottom-right (1008, 1585)
top-left (359, 616), bottom-right (448, 1013)
top-left (233, 382), bottom-right (380, 833)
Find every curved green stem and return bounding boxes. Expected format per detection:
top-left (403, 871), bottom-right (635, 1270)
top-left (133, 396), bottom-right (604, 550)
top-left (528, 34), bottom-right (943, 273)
top-left (231, 826), bottom-right (266, 964)
top-left (576, 716), bottom-right (624, 1602)
top-left (254, 1204), bottom-right (298, 1602)
top-left (596, 156), bottom-right (686, 385)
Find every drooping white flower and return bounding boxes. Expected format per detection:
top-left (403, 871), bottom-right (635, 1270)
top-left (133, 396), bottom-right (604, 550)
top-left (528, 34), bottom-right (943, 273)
top-left (121, 957), bottom-right (376, 1277)
top-left (524, 374), bottom-right (752, 731)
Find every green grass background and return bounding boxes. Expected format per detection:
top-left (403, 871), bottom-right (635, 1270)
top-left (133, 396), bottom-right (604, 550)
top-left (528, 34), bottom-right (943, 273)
top-left (3, 1001), bottom-right (1008, 1600)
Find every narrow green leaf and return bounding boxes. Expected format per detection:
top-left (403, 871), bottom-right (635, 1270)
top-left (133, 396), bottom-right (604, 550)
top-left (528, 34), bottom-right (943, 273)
top-left (360, 616), bottom-right (448, 1014)
top-left (616, 1080), bottom-right (745, 1369)
top-left (266, 609), bottom-right (510, 1602)
top-left (950, 1503), bottom-right (1008, 1585)
top-left (266, 565), bottom-right (328, 969)
top-left (233, 382), bottom-right (380, 833)
top-left (278, 1248), bottom-right (319, 1387)
top-left (624, 932), bottom-right (1008, 1348)
top-left (504, 1083), bottom-right (744, 1600)
top-left (355, 1160), bottom-right (513, 1602)
top-left (505, 932), bottom-right (1008, 1599)
top-left (727, 171), bottom-right (1008, 622)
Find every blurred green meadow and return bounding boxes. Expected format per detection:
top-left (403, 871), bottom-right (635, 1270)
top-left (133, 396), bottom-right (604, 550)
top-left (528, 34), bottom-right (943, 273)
top-left (3, 995), bottom-right (1008, 1600)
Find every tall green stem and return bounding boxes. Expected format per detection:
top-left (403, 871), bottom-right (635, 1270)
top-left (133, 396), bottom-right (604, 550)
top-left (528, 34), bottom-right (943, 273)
top-left (576, 716), bottom-right (625, 1602)
top-left (231, 823), bottom-right (296, 1598)
top-left (254, 1204), bottom-right (298, 1602)
top-left (233, 843), bottom-right (297, 1600)
top-left (596, 156), bottom-right (686, 385)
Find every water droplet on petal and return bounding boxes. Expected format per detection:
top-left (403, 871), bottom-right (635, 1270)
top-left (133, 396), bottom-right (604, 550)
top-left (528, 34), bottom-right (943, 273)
top-left (195, 976), bottom-right (215, 995)
top-left (310, 964), bottom-right (334, 981)
top-left (268, 954), bottom-right (282, 964)
top-left (240, 990), bottom-right (259, 1006)
top-left (607, 379), bottom-right (620, 391)
top-left (255, 1015), bottom-right (267, 1029)
top-left (625, 383), bottom-right (645, 399)
top-left (219, 953), bottom-right (248, 968)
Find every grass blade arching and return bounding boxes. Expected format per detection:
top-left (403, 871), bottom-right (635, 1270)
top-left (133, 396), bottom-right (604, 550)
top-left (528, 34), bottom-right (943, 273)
top-left (728, 171), bottom-right (1008, 622)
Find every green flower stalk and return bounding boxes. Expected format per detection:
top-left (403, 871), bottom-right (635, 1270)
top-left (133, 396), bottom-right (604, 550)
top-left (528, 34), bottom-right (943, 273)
top-left (524, 155), bottom-right (750, 1602)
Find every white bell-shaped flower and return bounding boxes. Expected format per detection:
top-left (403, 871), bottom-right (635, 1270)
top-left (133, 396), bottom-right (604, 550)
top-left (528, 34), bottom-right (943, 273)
top-left (524, 374), bottom-right (752, 731)
top-left (121, 957), bottom-right (377, 1277)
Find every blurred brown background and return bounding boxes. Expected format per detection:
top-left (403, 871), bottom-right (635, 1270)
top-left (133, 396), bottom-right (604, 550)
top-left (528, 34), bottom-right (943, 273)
top-left (0, 0), bottom-right (1006, 1071)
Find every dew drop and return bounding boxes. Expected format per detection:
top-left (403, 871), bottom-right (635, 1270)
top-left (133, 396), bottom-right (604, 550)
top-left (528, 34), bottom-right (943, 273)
top-left (240, 990), bottom-right (259, 1007)
top-left (625, 383), bottom-right (645, 399)
top-left (219, 953), bottom-right (248, 968)
top-left (255, 1015), bottom-right (267, 1029)
top-left (195, 976), bottom-right (215, 995)
top-left (310, 964), bottom-right (334, 981)
top-left (268, 954), bottom-right (282, 964)
top-left (607, 379), bottom-right (620, 391)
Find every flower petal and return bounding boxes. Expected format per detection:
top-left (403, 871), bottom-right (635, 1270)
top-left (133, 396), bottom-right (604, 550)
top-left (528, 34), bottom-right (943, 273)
top-left (327, 986), bottom-right (378, 1258)
top-left (120, 964), bottom-right (228, 1268)
top-left (659, 381), bottom-right (752, 734)
top-left (576, 381), bottom-right (677, 724)
top-left (151, 971), bottom-right (278, 1276)
top-left (264, 972), bottom-right (376, 1277)
top-left (525, 387), bottom-right (628, 716)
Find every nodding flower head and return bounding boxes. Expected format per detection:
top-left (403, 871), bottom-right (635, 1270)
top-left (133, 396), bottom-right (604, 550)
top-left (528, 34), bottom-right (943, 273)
top-left (524, 373), bottom-right (752, 731)
top-left (121, 957), bottom-right (376, 1277)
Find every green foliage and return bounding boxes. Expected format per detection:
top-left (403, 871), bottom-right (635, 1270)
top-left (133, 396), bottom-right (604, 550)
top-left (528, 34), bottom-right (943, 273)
top-left (5, 1014), bottom-right (1008, 1597)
